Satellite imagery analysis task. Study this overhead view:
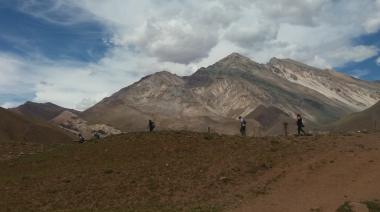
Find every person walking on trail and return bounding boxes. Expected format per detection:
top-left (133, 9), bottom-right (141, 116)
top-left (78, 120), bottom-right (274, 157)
top-left (239, 116), bottom-right (247, 136)
top-left (78, 133), bottom-right (85, 143)
top-left (148, 120), bottom-right (155, 132)
top-left (94, 131), bottom-right (101, 140)
top-left (296, 114), bottom-right (306, 136)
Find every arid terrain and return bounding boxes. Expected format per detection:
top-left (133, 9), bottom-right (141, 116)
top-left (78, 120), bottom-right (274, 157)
top-left (2, 0), bottom-right (380, 211)
top-left (2, 53), bottom-right (380, 212)
top-left (1, 131), bottom-right (380, 211)
top-left (0, 107), bottom-right (74, 144)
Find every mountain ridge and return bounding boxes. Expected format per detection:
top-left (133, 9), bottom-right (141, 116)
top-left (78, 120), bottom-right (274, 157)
top-left (81, 53), bottom-right (380, 135)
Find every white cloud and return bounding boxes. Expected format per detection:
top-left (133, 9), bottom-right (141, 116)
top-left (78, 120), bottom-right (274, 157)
top-left (349, 69), bottom-right (371, 79)
top-left (69, 0), bottom-right (380, 66)
top-left (1, 102), bottom-right (20, 109)
top-left (377, 57), bottom-right (380, 66)
top-left (2, 0), bottom-right (380, 110)
top-left (363, 0), bottom-right (380, 33)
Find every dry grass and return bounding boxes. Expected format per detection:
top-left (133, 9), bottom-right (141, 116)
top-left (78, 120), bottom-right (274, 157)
top-left (0, 131), bottom-right (377, 211)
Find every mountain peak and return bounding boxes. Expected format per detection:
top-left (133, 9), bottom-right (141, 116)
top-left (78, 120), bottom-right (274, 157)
top-left (12, 101), bottom-right (79, 121)
top-left (23, 101), bottom-right (57, 107)
top-left (211, 52), bottom-right (263, 71)
top-left (221, 52), bottom-right (253, 63)
top-left (141, 70), bottom-right (180, 81)
top-left (153, 70), bottom-right (175, 76)
top-left (136, 70), bottom-right (183, 87)
top-left (226, 52), bottom-right (247, 58)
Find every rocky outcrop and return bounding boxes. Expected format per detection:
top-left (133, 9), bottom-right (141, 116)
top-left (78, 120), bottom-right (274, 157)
top-left (52, 111), bottom-right (122, 139)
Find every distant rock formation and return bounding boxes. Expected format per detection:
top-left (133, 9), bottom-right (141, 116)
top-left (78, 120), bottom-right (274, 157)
top-left (52, 111), bottom-right (122, 139)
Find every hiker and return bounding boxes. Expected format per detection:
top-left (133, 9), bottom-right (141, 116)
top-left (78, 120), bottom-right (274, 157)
top-left (78, 133), bottom-right (85, 143)
top-left (239, 116), bottom-right (247, 136)
top-left (296, 114), bottom-right (306, 136)
top-left (148, 120), bottom-right (155, 132)
top-left (94, 131), bottom-right (100, 140)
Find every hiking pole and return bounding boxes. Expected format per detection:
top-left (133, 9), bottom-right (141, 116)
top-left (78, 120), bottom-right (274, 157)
top-left (283, 122), bottom-right (288, 136)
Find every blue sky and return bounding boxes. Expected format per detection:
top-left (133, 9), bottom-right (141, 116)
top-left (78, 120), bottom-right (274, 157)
top-left (336, 30), bottom-right (380, 80)
top-left (0, 1), bottom-right (110, 62)
top-left (0, 0), bottom-right (380, 109)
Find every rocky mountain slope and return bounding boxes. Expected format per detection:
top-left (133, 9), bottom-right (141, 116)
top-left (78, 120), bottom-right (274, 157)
top-left (268, 58), bottom-right (380, 111)
top-left (11, 101), bottom-right (79, 121)
top-left (82, 53), bottom-right (380, 135)
top-left (0, 107), bottom-right (73, 143)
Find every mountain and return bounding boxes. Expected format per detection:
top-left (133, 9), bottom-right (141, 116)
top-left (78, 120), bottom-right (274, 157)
top-left (0, 107), bottom-right (73, 143)
top-left (11, 101), bottom-right (79, 122)
top-left (81, 53), bottom-right (380, 135)
top-left (330, 101), bottom-right (380, 132)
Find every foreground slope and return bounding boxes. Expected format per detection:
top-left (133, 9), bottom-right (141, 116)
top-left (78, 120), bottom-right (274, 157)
top-left (235, 132), bottom-right (380, 212)
top-left (1, 131), bottom-right (380, 211)
top-left (0, 107), bottom-right (73, 143)
top-left (82, 53), bottom-right (380, 135)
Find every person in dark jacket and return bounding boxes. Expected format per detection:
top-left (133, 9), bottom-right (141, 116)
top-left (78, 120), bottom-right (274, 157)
top-left (296, 114), bottom-right (305, 136)
top-left (239, 116), bottom-right (247, 136)
top-left (148, 120), bottom-right (155, 132)
top-left (78, 133), bottom-right (85, 143)
top-left (94, 131), bottom-right (101, 140)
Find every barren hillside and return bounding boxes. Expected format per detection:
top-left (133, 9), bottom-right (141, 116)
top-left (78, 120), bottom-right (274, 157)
top-left (0, 107), bottom-right (73, 143)
top-left (11, 101), bottom-right (79, 121)
top-left (1, 131), bottom-right (380, 211)
top-left (330, 101), bottom-right (380, 132)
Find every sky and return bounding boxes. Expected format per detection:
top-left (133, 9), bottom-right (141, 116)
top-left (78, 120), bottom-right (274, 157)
top-left (0, 0), bottom-right (380, 110)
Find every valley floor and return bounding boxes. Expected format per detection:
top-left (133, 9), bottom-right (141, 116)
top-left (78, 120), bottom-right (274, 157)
top-left (1, 131), bottom-right (380, 211)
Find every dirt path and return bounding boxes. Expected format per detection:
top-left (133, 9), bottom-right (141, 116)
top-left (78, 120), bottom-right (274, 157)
top-left (234, 133), bottom-right (380, 212)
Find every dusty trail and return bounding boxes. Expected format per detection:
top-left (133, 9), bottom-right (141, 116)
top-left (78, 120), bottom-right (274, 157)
top-left (234, 133), bottom-right (380, 212)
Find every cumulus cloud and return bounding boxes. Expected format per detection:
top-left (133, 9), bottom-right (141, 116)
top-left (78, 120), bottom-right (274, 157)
top-left (2, 0), bottom-right (380, 109)
top-left (69, 0), bottom-right (380, 66)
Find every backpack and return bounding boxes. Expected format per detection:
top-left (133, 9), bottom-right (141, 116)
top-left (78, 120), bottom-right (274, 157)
top-left (242, 119), bottom-right (247, 126)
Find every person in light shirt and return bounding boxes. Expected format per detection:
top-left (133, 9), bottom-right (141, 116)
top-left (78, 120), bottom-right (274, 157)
top-left (239, 116), bottom-right (247, 136)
